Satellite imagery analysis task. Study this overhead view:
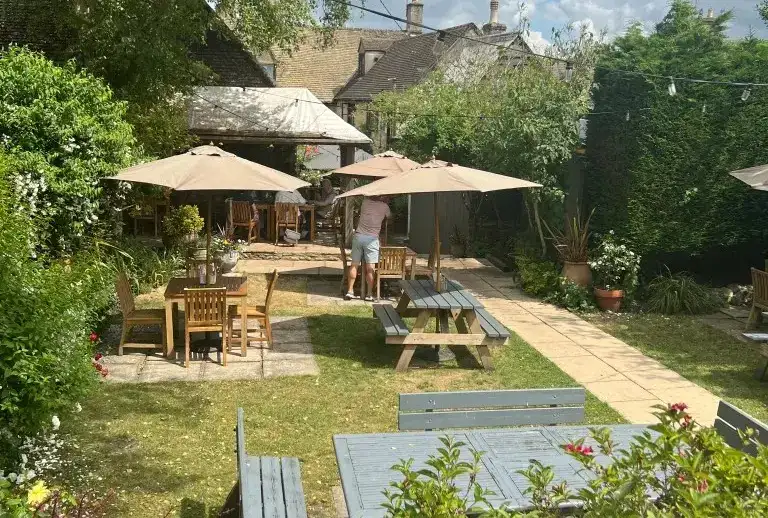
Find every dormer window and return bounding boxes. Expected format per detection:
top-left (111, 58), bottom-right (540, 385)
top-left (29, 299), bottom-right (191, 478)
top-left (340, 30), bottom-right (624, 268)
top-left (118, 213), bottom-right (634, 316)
top-left (359, 50), bottom-right (385, 75)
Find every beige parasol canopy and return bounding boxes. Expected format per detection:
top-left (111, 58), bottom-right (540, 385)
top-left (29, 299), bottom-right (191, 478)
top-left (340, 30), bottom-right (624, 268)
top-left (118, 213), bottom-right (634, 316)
top-left (107, 145), bottom-right (310, 281)
top-left (108, 145), bottom-right (309, 191)
top-left (338, 159), bottom-right (541, 290)
top-left (332, 150), bottom-right (420, 178)
top-left (729, 164), bottom-right (768, 191)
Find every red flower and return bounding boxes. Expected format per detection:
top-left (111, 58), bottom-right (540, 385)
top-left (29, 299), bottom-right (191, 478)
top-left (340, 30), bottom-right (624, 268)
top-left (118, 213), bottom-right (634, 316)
top-left (669, 402), bottom-right (688, 413)
top-left (697, 480), bottom-right (709, 493)
top-left (564, 443), bottom-right (594, 456)
top-left (100, 367), bottom-right (109, 378)
top-left (682, 415), bottom-right (693, 428)
top-left (94, 353), bottom-right (103, 361)
top-left (677, 474), bottom-right (686, 482)
top-left (94, 363), bottom-right (103, 372)
top-left (89, 332), bottom-right (99, 343)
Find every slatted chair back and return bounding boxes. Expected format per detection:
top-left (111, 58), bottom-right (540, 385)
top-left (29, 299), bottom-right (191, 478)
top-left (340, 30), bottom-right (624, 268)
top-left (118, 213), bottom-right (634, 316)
top-left (275, 203), bottom-right (299, 226)
top-left (265, 269), bottom-right (280, 311)
top-left (398, 388), bottom-right (586, 431)
top-left (184, 287), bottom-right (227, 329)
top-left (714, 400), bottom-right (768, 456)
top-left (378, 247), bottom-right (407, 276)
top-left (115, 271), bottom-right (135, 316)
top-left (232, 201), bottom-right (253, 225)
top-left (752, 268), bottom-right (768, 309)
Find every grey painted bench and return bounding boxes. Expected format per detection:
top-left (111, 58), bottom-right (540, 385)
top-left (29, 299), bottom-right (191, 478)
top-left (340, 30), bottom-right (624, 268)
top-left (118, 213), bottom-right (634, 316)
top-left (474, 308), bottom-right (511, 340)
top-left (220, 408), bottom-right (307, 518)
top-left (398, 388), bottom-right (586, 431)
top-left (714, 400), bottom-right (768, 456)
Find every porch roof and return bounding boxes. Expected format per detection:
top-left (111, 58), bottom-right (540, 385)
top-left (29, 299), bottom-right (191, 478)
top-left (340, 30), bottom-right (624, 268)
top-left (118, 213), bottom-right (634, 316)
top-left (188, 86), bottom-right (372, 145)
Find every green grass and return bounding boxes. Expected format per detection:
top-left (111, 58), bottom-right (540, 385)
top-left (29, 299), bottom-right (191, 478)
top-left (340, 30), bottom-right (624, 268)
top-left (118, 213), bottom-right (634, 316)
top-left (60, 275), bottom-right (623, 518)
top-left (585, 312), bottom-right (768, 423)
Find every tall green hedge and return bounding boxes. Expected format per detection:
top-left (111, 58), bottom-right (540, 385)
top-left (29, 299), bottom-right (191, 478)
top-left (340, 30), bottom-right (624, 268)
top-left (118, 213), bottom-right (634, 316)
top-left (585, 1), bottom-right (768, 279)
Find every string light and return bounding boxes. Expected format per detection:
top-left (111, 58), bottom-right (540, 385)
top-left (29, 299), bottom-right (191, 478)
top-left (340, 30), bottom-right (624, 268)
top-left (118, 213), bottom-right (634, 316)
top-left (565, 62), bottom-right (573, 83)
top-left (668, 77), bottom-right (677, 96)
top-left (625, 111), bottom-right (630, 121)
top-left (702, 103), bottom-right (707, 114)
top-left (742, 86), bottom-right (752, 101)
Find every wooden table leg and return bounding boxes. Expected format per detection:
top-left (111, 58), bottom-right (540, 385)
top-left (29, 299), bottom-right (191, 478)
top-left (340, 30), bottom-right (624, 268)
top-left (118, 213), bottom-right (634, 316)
top-left (409, 256), bottom-right (416, 280)
top-left (395, 310), bottom-right (430, 372)
top-left (310, 208), bottom-right (315, 242)
top-left (164, 299), bottom-right (174, 358)
top-left (240, 296), bottom-right (248, 356)
top-left (396, 291), bottom-right (412, 313)
top-left (465, 310), bottom-right (493, 370)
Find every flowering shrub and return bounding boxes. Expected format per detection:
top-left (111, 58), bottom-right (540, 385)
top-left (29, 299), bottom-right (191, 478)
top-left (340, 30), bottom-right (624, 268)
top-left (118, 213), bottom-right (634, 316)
top-left (589, 232), bottom-right (641, 290)
top-left (519, 403), bottom-right (768, 517)
top-left (162, 205), bottom-right (203, 248)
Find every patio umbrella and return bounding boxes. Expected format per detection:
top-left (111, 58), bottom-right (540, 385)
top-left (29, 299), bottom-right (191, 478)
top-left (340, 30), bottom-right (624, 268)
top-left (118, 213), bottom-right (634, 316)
top-left (332, 150), bottom-right (420, 178)
top-left (729, 164), bottom-right (768, 191)
top-left (337, 159), bottom-right (541, 290)
top-left (107, 145), bottom-right (309, 281)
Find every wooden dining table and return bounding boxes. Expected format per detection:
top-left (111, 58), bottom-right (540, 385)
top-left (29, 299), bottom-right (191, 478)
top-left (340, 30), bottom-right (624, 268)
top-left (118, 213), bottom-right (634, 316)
top-left (163, 276), bottom-right (249, 358)
top-left (252, 203), bottom-right (316, 242)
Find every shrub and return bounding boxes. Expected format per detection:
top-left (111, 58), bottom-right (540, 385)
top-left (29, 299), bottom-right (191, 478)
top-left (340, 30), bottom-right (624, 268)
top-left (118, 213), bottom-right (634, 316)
top-left (162, 204), bottom-right (203, 247)
top-left (589, 232), bottom-right (640, 291)
top-left (543, 209), bottom-right (593, 263)
top-left (544, 278), bottom-right (596, 312)
top-left (645, 269), bottom-right (723, 314)
top-left (515, 254), bottom-right (560, 297)
top-left (0, 46), bottom-right (136, 255)
top-left (520, 403), bottom-right (768, 517)
top-left (98, 238), bottom-right (182, 294)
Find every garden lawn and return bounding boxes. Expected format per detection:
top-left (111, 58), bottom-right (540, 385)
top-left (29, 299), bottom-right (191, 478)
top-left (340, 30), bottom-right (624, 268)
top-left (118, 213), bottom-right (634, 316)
top-left (62, 274), bottom-right (624, 518)
top-left (586, 312), bottom-right (768, 424)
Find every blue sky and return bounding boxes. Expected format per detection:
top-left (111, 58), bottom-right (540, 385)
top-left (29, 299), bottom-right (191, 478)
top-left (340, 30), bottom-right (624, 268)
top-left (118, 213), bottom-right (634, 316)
top-left (343, 1), bottom-right (768, 48)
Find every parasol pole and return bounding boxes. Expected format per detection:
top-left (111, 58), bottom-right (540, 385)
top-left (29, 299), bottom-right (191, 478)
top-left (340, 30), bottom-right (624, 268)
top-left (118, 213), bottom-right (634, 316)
top-left (206, 194), bottom-right (213, 284)
top-left (434, 192), bottom-right (441, 291)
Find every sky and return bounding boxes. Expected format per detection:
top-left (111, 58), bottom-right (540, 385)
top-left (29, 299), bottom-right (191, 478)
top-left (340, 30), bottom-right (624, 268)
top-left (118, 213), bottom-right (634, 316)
top-left (343, 1), bottom-right (768, 49)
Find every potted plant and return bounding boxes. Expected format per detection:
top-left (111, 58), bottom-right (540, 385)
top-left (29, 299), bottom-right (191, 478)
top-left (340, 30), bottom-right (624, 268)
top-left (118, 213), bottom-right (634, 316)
top-left (448, 225), bottom-right (468, 258)
top-left (589, 231), bottom-right (641, 311)
top-left (211, 226), bottom-right (244, 273)
top-left (544, 209), bottom-right (594, 287)
top-left (162, 205), bottom-right (203, 249)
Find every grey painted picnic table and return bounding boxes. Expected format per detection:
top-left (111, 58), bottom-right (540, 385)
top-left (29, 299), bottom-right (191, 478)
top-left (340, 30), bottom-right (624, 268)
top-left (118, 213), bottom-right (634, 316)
top-left (385, 279), bottom-right (510, 371)
top-left (334, 424), bottom-right (650, 517)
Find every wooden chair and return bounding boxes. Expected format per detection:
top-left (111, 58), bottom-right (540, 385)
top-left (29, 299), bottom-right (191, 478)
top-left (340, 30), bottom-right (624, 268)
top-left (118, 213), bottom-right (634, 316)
top-left (116, 271), bottom-right (166, 355)
top-left (229, 269), bottom-right (279, 348)
top-left (397, 388), bottom-right (585, 431)
top-left (747, 267), bottom-right (768, 330)
top-left (275, 202), bottom-right (300, 245)
top-left (375, 246), bottom-right (407, 300)
top-left (183, 287), bottom-right (228, 368)
top-left (230, 201), bottom-right (257, 243)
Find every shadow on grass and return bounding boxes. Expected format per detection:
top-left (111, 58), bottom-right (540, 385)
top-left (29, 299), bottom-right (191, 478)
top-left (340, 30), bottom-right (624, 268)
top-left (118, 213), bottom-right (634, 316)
top-left (179, 498), bottom-right (220, 518)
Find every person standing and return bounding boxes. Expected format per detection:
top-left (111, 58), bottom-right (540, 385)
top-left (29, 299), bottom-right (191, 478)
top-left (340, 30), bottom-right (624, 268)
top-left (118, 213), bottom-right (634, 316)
top-left (346, 196), bottom-right (391, 301)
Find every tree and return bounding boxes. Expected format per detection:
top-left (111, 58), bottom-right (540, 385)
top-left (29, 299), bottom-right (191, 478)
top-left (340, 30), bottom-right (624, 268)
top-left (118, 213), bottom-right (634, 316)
top-left (372, 24), bottom-right (600, 254)
top-left (0, 47), bottom-right (137, 254)
top-left (55, 0), bottom-right (352, 156)
top-left (584, 0), bottom-right (768, 278)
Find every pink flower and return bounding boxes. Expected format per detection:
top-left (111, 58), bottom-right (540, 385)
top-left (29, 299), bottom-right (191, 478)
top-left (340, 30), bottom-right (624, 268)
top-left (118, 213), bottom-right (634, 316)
top-left (89, 332), bottom-right (99, 343)
top-left (564, 443), bottom-right (594, 456)
top-left (697, 480), bottom-right (709, 493)
top-left (94, 353), bottom-right (103, 361)
top-left (677, 474), bottom-right (686, 482)
top-left (669, 402), bottom-right (688, 413)
top-left (681, 415), bottom-right (693, 428)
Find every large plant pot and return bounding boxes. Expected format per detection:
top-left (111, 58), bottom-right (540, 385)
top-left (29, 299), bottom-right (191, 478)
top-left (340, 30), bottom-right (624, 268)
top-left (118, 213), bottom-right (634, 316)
top-left (562, 261), bottom-right (592, 287)
top-left (594, 288), bottom-right (624, 312)
top-left (218, 251), bottom-right (239, 274)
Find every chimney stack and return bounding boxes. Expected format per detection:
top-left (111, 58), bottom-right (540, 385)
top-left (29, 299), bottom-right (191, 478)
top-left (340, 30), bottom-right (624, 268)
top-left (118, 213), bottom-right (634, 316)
top-left (406, 0), bottom-right (423, 34)
top-left (483, 0), bottom-right (507, 34)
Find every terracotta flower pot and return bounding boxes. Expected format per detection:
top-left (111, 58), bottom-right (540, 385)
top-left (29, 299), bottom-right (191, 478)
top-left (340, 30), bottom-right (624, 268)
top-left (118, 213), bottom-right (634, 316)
top-left (562, 261), bottom-right (592, 287)
top-left (594, 287), bottom-right (624, 312)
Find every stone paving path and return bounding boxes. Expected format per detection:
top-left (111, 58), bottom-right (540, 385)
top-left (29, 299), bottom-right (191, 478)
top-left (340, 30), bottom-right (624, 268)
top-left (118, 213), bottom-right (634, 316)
top-left (104, 316), bottom-right (318, 383)
top-left (441, 259), bottom-right (720, 425)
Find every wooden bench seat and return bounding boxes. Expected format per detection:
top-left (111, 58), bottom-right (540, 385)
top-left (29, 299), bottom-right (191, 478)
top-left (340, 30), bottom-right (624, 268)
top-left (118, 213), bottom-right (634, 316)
top-left (372, 304), bottom-right (409, 338)
top-left (475, 308), bottom-right (511, 340)
top-left (398, 388), bottom-right (586, 431)
top-left (714, 400), bottom-right (768, 456)
top-left (220, 408), bottom-right (308, 518)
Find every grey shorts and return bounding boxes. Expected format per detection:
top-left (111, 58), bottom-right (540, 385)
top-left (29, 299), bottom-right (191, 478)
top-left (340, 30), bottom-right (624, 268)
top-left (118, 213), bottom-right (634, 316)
top-left (350, 233), bottom-right (380, 264)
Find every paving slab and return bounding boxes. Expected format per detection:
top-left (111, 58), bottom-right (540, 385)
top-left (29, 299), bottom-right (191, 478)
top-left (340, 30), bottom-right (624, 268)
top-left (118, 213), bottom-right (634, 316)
top-left (527, 341), bottom-right (592, 358)
top-left (552, 356), bottom-right (627, 384)
top-left (584, 380), bottom-right (657, 403)
top-left (609, 400), bottom-right (662, 424)
top-left (263, 358), bottom-right (319, 377)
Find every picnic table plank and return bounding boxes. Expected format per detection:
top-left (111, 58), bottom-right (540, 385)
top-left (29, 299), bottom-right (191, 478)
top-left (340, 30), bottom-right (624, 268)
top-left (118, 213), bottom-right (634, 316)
top-left (408, 280), bottom-right (440, 308)
top-left (334, 425), bottom-right (651, 516)
top-left (281, 458), bottom-right (308, 518)
top-left (417, 279), bottom-right (455, 309)
top-left (399, 280), bottom-right (428, 309)
top-left (262, 456), bottom-right (287, 518)
top-left (373, 304), bottom-right (409, 337)
top-left (475, 308), bottom-right (510, 339)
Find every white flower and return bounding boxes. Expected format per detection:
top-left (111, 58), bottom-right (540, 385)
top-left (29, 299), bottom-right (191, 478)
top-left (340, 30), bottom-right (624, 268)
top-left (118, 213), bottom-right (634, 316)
top-left (75, 403), bottom-right (82, 413)
top-left (51, 415), bottom-right (60, 431)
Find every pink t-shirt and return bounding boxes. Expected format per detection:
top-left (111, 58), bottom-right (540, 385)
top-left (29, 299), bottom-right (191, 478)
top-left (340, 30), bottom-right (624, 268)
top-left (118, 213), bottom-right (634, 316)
top-left (356, 198), bottom-right (391, 236)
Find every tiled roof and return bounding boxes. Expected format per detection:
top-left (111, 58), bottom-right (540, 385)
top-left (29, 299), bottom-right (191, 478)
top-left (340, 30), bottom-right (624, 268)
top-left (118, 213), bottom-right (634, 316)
top-left (335, 23), bottom-right (479, 102)
top-left (0, 0), bottom-right (69, 55)
top-left (274, 28), bottom-right (406, 103)
top-left (192, 27), bottom-right (274, 87)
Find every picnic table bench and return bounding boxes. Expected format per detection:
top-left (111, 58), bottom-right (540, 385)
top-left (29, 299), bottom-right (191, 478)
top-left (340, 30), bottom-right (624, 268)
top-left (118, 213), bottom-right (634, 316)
top-left (221, 408), bottom-right (307, 518)
top-left (372, 279), bottom-right (509, 371)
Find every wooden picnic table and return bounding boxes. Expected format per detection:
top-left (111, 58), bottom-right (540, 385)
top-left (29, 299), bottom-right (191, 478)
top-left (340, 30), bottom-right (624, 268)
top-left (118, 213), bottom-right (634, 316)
top-left (163, 276), bottom-right (249, 358)
top-left (374, 279), bottom-right (509, 371)
top-left (334, 424), bottom-right (650, 517)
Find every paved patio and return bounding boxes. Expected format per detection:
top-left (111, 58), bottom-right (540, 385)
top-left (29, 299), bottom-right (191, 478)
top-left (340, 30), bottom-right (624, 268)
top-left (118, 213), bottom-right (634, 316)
top-left (103, 316), bottom-right (318, 383)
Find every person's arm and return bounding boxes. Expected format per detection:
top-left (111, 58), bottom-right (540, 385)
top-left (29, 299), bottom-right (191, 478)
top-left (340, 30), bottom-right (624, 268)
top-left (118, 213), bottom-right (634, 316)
top-left (316, 193), bottom-right (336, 207)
